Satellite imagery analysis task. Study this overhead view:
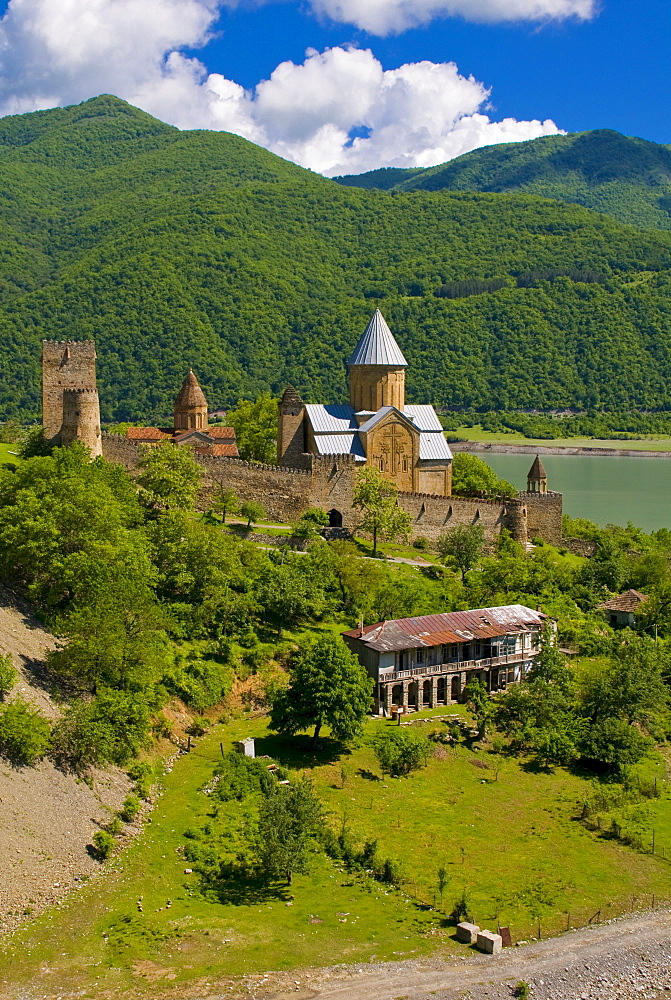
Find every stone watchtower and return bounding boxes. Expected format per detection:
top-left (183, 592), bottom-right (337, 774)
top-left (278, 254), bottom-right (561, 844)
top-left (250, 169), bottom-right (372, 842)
top-left (41, 340), bottom-right (102, 457)
top-left (527, 454), bottom-right (548, 494)
top-left (277, 385), bottom-right (306, 465)
top-left (347, 309), bottom-right (408, 412)
top-left (174, 370), bottom-right (208, 432)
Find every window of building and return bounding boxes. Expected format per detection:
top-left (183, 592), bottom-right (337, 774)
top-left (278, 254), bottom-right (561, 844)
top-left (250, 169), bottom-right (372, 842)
top-left (379, 459), bottom-right (385, 471)
top-left (416, 648), bottom-right (425, 663)
top-left (402, 456), bottom-right (408, 472)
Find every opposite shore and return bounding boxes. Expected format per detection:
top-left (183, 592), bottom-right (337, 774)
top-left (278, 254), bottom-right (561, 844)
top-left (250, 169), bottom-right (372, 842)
top-left (450, 440), bottom-right (671, 459)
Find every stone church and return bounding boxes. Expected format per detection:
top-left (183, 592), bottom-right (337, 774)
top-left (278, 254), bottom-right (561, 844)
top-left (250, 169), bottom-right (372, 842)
top-left (277, 309), bottom-right (453, 496)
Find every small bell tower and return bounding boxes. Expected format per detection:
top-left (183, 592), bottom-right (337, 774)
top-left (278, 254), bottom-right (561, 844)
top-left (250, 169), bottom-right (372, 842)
top-left (527, 454), bottom-right (548, 494)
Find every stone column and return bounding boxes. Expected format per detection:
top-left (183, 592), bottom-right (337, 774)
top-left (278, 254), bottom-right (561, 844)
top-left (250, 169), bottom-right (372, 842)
top-left (383, 684), bottom-right (393, 716)
top-left (430, 675), bottom-right (438, 708)
top-left (401, 681), bottom-right (408, 710)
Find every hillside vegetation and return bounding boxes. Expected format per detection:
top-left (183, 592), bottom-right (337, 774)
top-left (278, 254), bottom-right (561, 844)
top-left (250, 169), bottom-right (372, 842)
top-left (335, 130), bottom-right (671, 231)
top-left (3, 99), bottom-right (671, 419)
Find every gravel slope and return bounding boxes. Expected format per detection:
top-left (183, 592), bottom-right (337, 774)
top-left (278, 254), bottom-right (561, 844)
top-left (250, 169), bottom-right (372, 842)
top-left (0, 586), bottom-right (128, 935)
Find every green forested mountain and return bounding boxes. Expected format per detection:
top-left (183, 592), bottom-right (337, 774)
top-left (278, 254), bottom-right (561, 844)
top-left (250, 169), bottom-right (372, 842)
top-left (4, 97), bottom-right (671, 421)
top-left (335, 130), bottom-right (671, 231)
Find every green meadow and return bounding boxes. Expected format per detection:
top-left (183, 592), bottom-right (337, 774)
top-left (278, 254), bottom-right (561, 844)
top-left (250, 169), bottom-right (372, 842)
top-left (3, 711), bottom-right (671, 998)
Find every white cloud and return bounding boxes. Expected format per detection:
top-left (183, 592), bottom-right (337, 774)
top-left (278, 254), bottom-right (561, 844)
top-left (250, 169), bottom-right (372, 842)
top-left (310, 0), bottom-right (596, 36)
top-left (0, 0), bottom-right (564, 175)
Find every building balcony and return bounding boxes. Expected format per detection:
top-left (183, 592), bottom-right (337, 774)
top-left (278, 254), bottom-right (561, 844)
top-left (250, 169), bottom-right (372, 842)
top-left (382, 649), bottom-right (533, 684)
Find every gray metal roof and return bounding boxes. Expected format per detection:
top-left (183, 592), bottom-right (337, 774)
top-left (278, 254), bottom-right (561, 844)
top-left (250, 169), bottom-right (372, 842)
top-left (312, 433), bottom-right (366, 460)
top-left (357, 405), bottom-right (402, 434)
top-left (347, 310), bottom-right (408, 367)
top-left (404, 405), bottom-right (444, 432)
top-left (419, 433), bottom-right (453, 460)
top-left (305, 403), bottom-right (356, 433)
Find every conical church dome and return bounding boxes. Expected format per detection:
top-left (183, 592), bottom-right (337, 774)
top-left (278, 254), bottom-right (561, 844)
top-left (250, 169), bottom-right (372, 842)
top-left (174, 369), bottom-right (208, 432)
top-left (347, 309), bottom-right (408, 367)
top-left (175, 370), bottom-right (207, 408)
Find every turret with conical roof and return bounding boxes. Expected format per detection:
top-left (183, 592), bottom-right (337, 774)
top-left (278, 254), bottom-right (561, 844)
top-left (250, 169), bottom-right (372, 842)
top-left (348, 309), bottom-right (407, 412)
top-left (527, 454), bottom-right (548, 494)
top-left (174, 369), bottom-right (208, 431)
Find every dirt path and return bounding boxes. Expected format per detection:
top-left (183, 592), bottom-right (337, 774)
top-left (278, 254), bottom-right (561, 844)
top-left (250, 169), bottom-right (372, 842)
top-left (0, 586), bottom-right (128, 936)
top-left (302, 908), bottom-right (671, 1000)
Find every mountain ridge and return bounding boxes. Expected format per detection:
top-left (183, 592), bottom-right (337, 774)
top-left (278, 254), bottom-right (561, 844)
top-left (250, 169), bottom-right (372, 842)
top-left (333, 129), bottom-right (671, 231)
top-left (1, 97), bottom-right (671, 420)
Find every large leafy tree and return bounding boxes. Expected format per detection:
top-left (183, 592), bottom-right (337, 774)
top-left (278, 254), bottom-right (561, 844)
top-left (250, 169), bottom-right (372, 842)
top-left (438, 523), bottom-right (485, 582)
top-left (352, 467), bottom-right (412, 558)
top-left (137, 442), bottom-right (201, 511)
top-left (0, 443), bottom-right (145, 608)
top-left (226, 394), bottom-right (278, 465)
top-left (270, 633), bottom-right (373, 746)
top-left (257, 778), bottom-right (323, 884)
top-left (451, 453), bottom-right (517, 498)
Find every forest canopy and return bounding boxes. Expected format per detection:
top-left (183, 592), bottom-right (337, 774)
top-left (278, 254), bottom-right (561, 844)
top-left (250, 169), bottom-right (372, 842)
top-left (2, 99), bottom-right (671, 422)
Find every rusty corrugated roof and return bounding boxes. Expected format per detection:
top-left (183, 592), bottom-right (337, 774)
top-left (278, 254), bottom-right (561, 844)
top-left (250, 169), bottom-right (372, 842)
top-left (343, 604), bottom-right (547, 652)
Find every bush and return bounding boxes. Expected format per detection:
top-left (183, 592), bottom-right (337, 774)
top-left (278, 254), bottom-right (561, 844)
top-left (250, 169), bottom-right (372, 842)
top-left (412, 536), bottom-right (428, 550)
top-left (120, 795), bottom-right (141, 822)
top-left (450, 890), bottom-right (473, 922)
top-left (50, 689), bottom-right (151, 772)
top-left (0, 699), bottom-right (51, 765)
top-left (515, 983), bottom-right (532, 1000)
top-left (372, 728), bottom-right (431, 777)
top-left (106, 816), bottom-right (123, 836)
top-left (92, 830), bottom-right (115, 860)
top-left (0, 654), bottom-right (17, 702)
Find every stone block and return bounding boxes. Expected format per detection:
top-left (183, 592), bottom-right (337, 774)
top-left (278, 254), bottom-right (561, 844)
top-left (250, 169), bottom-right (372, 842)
top-left (476, 929), bottom-right (502, 954)
top-left (456, 921), bottom-right (480, 944)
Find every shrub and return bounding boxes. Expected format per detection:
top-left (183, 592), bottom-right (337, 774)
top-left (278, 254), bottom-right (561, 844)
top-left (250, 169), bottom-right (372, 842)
top-left (515, 983), bottom-right (532, 1000)
top-left (120, 795), bottom-right (141, 822)
top-left (372, 728), bottom-right (431, 777)
top-left (106, 816), bottom-right (123, 836)
top-left (0, 654), bottom-right (17, 702)
top-left (0, 699), bottom-right (51, 765)
top-left (92, 830), bottom-right (115, 860)
top-left (450, 890), bottom-right (473, 923)
top-left (50, 689), bottom-right (151, 772)
top-left (412, 536), bottom-right (428, 550)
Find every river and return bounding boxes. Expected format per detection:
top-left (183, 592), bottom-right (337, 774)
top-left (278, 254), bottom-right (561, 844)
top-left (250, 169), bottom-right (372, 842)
top-left (473, 452), bottom-right (671, 532)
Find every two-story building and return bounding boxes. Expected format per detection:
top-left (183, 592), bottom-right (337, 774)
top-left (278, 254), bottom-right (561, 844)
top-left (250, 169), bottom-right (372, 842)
top-left (343, 604), bottom-right (552, 715)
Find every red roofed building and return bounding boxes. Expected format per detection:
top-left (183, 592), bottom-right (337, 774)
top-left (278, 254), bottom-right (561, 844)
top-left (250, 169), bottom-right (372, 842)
top-left (124, 371), bottom-right (238, 456)
top-left (596, 589), bottom-right (648, 628)
top-left (343, 604), bottom-right (554, 715)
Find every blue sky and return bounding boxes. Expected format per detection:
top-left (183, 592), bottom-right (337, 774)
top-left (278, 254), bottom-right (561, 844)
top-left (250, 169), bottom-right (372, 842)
top-left (203, 0), bottom-right (668, 140)
top-left (0, 0), bottom-right (667, 174)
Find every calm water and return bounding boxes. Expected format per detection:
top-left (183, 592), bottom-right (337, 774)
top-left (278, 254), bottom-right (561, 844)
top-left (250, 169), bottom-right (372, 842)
top-left (476, 452), bottom-right (671, 532)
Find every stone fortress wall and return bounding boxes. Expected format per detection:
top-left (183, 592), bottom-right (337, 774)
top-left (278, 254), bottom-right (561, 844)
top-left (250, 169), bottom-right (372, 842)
top-left (42, 341), bottom-right (102, 457)
top-left (102, 433), bottom-right (563, 547)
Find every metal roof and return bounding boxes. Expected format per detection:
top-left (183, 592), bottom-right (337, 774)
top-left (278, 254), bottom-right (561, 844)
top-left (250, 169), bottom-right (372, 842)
top-left (357, 405), bottom-right (403, 434)
top-left (305, 403), bottom-right (356, 433)
top-left (343, 605), bottom-right (548, 653)
top-left (404, 405), bottom-right (444, 432)
top-left (419, 433), bottom-right (453, 461)
top-left (347, 310), bottom-right (408, 367)
top-left (312, 433), bottom-right (366, 459)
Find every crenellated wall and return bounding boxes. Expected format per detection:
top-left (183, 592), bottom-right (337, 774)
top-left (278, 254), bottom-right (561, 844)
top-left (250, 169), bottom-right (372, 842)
top-left (101, 433), bottom-right (561, 546)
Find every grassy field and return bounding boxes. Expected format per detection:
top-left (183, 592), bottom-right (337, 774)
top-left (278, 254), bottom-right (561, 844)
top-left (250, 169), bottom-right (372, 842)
top-left (449, 425), bottom-right (671, 451)
top-left (3, 711), bottom-right (671, 998)
top-left (0, 442), bottom-right (21, 464)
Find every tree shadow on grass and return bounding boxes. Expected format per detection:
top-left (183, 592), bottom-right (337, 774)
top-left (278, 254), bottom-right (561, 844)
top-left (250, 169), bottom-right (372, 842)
top-left (199, 872), bottom-right (292, 907)
top-left (254, 732), bottom-right (350, 770)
